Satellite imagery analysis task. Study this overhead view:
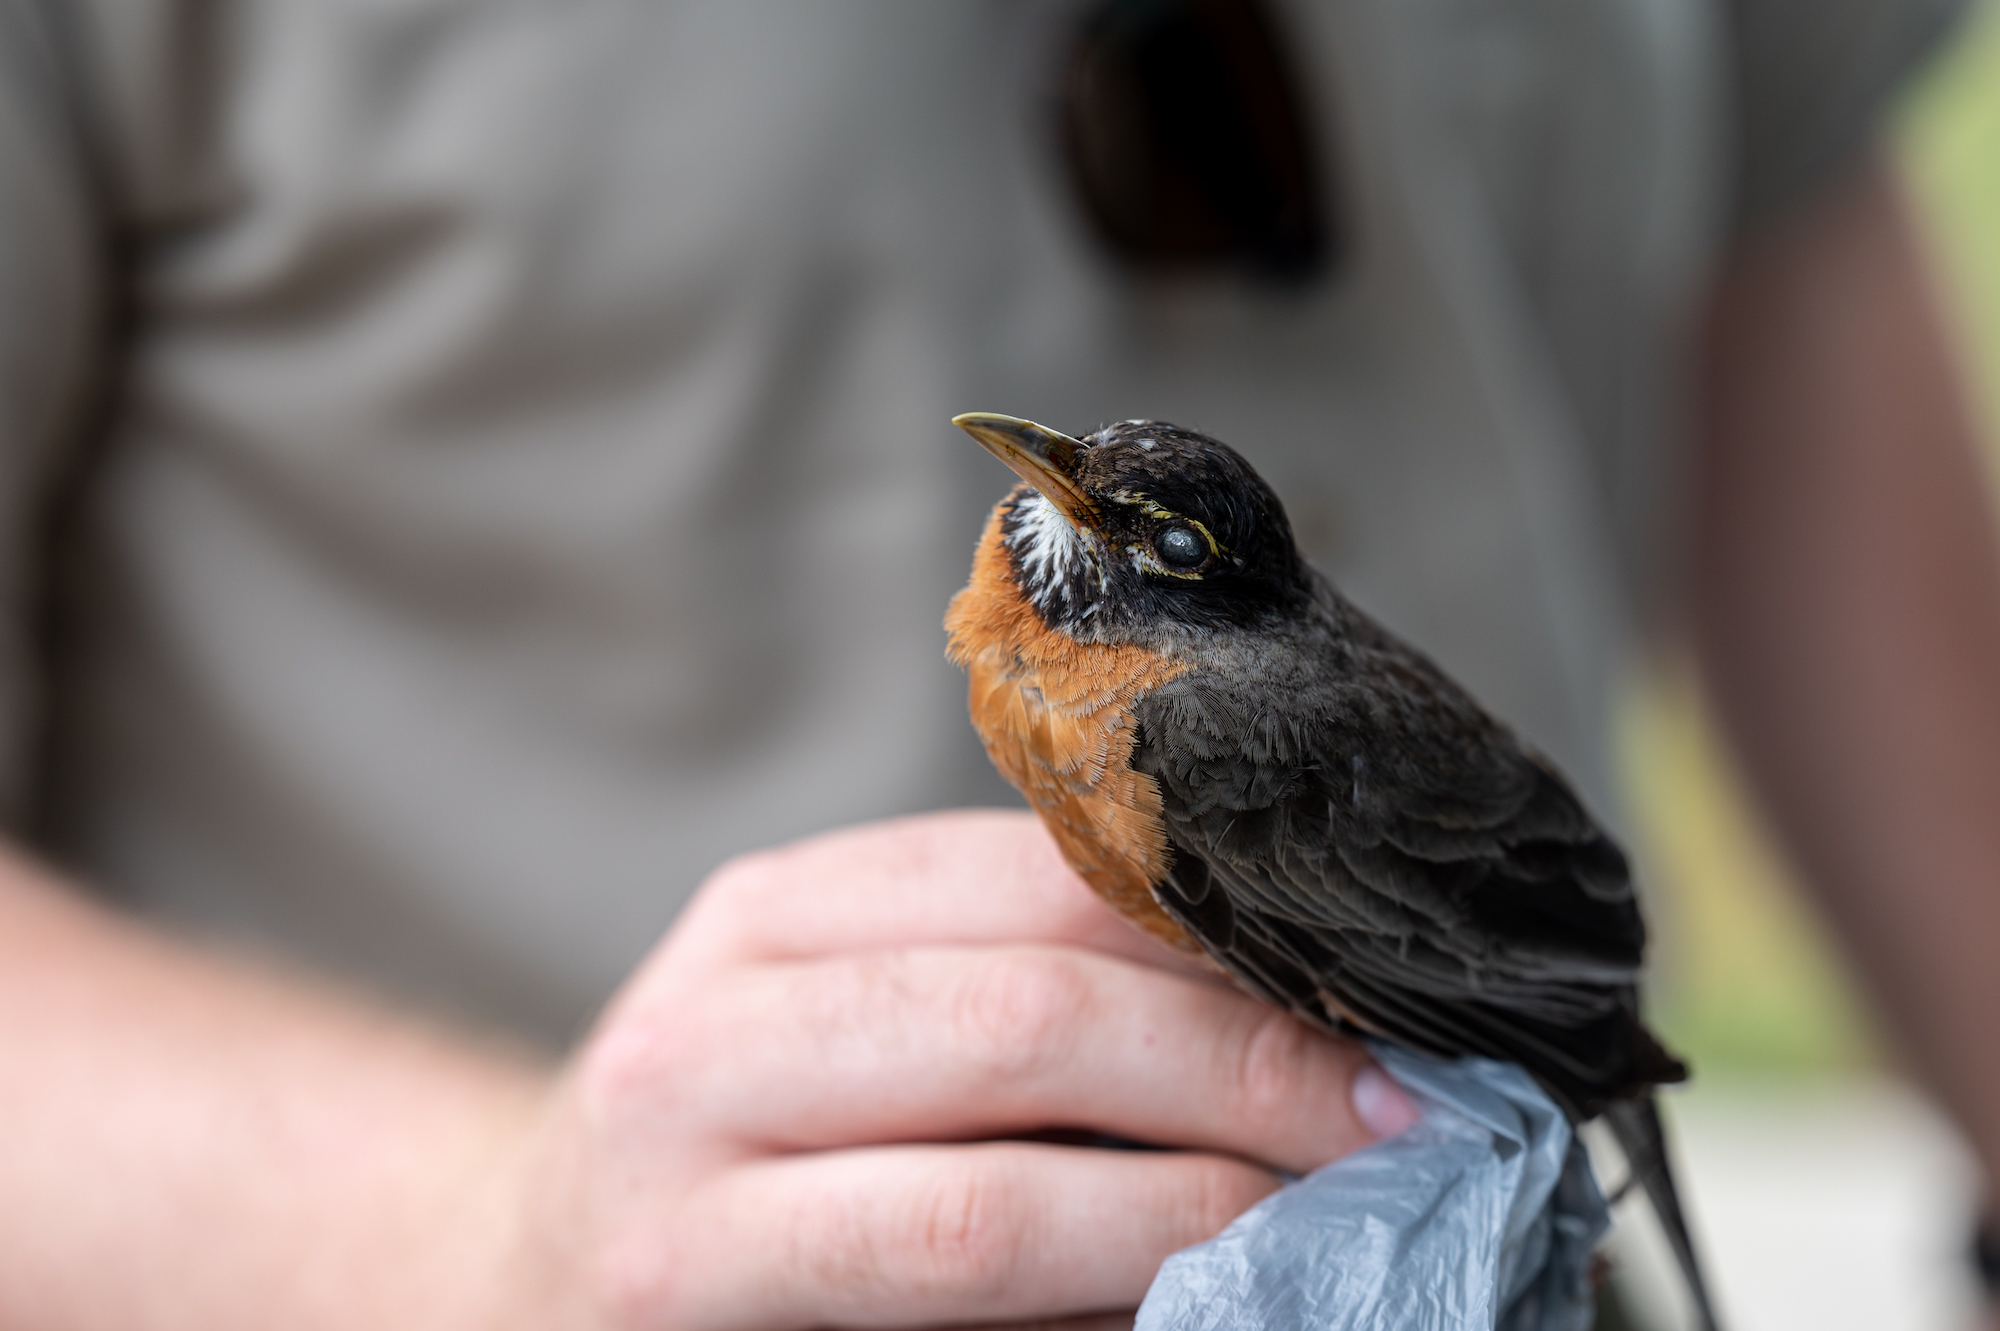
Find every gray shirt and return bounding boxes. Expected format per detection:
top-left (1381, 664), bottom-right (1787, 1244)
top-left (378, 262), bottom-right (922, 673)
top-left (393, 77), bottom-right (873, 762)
top-left (0, 0), bottom-right (1962, 1042)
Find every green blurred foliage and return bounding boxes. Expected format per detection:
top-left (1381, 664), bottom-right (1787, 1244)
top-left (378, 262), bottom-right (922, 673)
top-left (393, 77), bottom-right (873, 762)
top-left (1618, 0), bottom-right (2000, 1082)
top-left (1903, 0), bottom-right (2000, 444)
top-left (1618, 665), bottom-right (1878, 1081)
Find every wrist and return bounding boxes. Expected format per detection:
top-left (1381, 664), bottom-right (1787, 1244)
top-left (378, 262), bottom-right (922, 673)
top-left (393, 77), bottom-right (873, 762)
top-left (376, 1062), bottom-right (559, 1331)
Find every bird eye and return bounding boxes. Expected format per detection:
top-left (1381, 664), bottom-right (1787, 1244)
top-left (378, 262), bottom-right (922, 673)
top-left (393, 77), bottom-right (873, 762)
top-left (1154, 523), bottom-right (1208, 571)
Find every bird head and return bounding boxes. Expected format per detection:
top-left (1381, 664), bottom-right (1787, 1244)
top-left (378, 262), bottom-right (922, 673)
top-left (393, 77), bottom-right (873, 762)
top-left (954, 413), bottom-right (1311, 643)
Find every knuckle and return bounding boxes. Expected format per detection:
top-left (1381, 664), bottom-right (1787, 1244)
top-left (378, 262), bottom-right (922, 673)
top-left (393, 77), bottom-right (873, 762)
top-left (590, 1239), bottom-right (689, 1331)
top-left (573, 1003), bottom-right (719, 1127)
top-left (797, 1157), bottom-right (1032, 1308)
top-left (677, 844), bottom-right (813, 958)
top-left (1227, 1008), bottom-right (1320, 1136)
top-left (575, 1023), bottom-right (674, 1119)
top-left (901, 1157), bottom-right (1032, 1300)
top-left (693, 847), bottom-right (782, 915)
top-left (1177, 1157), bottom-right (1273, 1240)
top-left (947, 950), bottom-right (1091, 1081)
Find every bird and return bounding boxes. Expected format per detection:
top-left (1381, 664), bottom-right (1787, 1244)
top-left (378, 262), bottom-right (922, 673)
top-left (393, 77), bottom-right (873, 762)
top-left (944, 411), bottom-right (1720, 1331)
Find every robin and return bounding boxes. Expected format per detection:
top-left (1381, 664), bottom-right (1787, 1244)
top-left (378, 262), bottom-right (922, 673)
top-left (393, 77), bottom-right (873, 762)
top-left (945, 412), bottom-right (1720, 1331)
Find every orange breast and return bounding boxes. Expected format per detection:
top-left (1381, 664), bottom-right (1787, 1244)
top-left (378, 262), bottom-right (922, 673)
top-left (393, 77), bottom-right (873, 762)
top-left (944, 506), bottom-right (1198, 953)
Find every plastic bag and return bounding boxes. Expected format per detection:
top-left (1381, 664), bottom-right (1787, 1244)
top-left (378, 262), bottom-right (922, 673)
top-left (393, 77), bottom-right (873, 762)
top-left (1136, 1043), bottom-right (1610, 1331)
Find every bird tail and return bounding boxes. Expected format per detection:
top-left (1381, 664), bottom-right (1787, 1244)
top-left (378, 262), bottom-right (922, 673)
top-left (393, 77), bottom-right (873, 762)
top-left (1603, 1095), bottom-right (1722, 1331)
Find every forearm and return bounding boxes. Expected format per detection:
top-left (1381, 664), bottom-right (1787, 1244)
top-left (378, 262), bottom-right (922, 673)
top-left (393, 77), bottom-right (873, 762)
top-left (1692, 149), bottom-right (2000, 1181)
top-left (0, 840), bottom-right (549, 1330)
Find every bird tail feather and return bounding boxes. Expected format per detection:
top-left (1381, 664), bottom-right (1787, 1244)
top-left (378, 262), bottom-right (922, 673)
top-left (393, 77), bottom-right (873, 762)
top-left (1603, 1095), bottom-right (1722, 1331)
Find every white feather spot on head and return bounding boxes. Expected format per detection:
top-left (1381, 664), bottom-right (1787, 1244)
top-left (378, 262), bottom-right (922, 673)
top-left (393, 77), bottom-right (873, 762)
top-left (1136, 438), bottom-right (1155, 451)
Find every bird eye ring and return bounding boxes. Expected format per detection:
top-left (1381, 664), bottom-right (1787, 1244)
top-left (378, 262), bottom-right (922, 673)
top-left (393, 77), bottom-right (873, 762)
top-left (1153, 523), bottom-right (1209, 572)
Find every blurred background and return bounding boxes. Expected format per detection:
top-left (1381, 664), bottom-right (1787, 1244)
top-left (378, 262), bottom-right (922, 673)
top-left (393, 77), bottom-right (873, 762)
top-left (1616, 2), bottom-right (2000, 1323)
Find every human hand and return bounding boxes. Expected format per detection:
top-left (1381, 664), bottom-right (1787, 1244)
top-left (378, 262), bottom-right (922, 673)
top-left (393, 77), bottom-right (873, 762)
top-left (487, 809), bottom-right (1417, 1330)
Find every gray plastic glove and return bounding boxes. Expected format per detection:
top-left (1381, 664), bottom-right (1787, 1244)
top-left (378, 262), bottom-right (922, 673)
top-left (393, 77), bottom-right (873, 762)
top-left (1137, 1043), bottom-right (1610, 1331)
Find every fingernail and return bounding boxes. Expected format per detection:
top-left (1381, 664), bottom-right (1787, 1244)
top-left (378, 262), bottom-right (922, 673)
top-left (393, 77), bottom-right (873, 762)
top-left (1352, 1065), bottom-right (1421, 1139)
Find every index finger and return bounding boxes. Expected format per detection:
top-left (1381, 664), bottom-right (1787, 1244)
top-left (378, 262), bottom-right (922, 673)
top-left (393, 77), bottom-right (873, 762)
top-left (663, 810), bottom-right (1211, 977)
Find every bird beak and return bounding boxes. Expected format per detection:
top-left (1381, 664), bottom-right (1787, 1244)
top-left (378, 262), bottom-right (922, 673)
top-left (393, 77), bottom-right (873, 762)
top-left (952, 413), bottom-right (1100, 531)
